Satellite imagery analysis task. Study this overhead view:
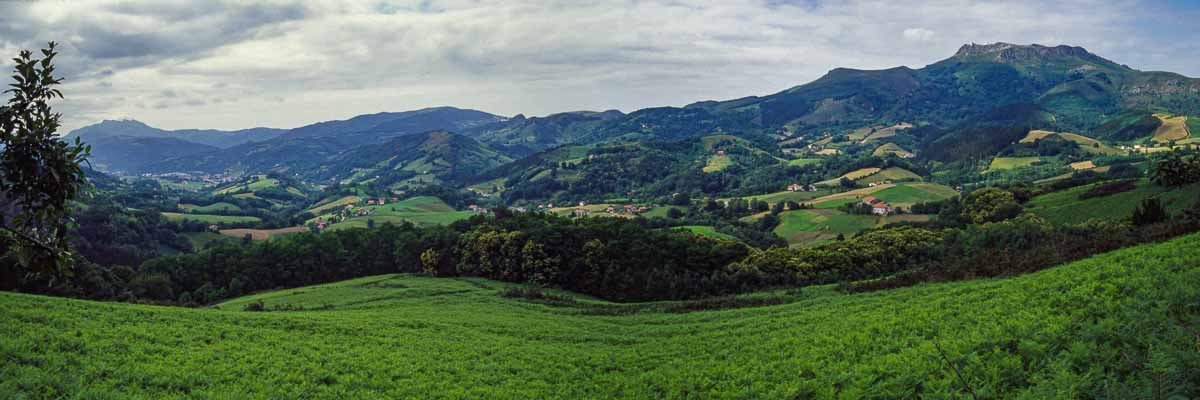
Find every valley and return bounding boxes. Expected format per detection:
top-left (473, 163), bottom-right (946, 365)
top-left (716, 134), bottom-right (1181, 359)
top-left (6, 33), bottom-right (1200, 399)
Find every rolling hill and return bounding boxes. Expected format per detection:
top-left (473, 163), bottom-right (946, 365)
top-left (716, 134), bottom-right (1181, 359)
top-left (6, 231), bottom-right (1200, 397)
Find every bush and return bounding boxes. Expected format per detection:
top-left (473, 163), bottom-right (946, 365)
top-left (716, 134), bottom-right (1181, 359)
top-left (242, 300), bottom-right (265, 312)
top-left (1078, 180), bottom-right (1137, 200)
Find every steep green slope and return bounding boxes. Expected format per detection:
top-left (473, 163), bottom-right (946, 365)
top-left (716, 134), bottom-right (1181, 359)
top-left (6, 232), bottom-right (1200, 398)
top-left (310, 131), bottom-right (513, 188)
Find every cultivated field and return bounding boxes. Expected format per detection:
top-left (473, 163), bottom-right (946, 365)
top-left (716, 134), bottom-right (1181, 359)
top-left (856, 167), bottom-right (922, 184)
top-left (1152, 113), bottom-right (1190, 142)
top-left (871, 143), bottom-right (914, 158)
top-left (6, 232), bottom-right (1199, 397)
top-left (815, 167), bottom-right (881, 186)
top-left (179, 202), bottom-right (243, 213)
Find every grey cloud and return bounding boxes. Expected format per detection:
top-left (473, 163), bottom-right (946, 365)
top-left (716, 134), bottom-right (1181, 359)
top-left (0, 0), bottom-right (1195, 134)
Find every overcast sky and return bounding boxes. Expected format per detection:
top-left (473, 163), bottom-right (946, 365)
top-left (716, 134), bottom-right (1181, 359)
top-left (2, 0), bottom-right (1198, 133)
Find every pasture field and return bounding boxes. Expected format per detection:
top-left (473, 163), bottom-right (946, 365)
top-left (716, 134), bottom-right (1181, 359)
top-left (220, 227), bottom-right (310, 241)
top-left (786, 158), bottom-right (822, 167)
top-left (306, 195), bottom-right (363, 214)
top-left (1027, 179), bottom-right (1200, 225)
top-left (8, 233), bottom-right (1199, 398)
top-left (161, 212), bottom-right (261, 224)
top-left (856, 167), bottom-right (922, 184)
top-left (179, 202), bottom-right (243, 214)
top-left (1021, 130), bottom-right (1122, 155)
top-left (815, 167), bottom-right (881, 186)
top-left (641, 205), bottom-right (685, 219)
top-left (871, 143), bottom-right (914, 158)
top-left (673, 225), bottom-right (738, 241)
top-left (316, 196), bottom-right (475, 230)
top-left (732, 188), bottom-right (831, 204)
top-left (987, 156), bottom-right (1041, 171)
top-left (214, 175), bottom-right (280, 195)
top-left (772, 209), bottom-right (876, 245)
top-left (1152, 113), bottom-right (1189, 142)
top-left (702, 155), bottom-right (733, 173)
top-left (808, 183), bottom-right (957, 209)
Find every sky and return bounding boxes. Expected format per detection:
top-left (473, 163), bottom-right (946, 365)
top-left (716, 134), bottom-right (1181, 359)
top-left (2, 0), bottom-right (1198, 133)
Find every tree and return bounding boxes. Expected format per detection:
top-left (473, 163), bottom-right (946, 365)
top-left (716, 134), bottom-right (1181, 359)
top-left (0, 42), bottom-right (91, 275)
top-left (1131, 197), bottom-right (1168, 226)
top-left (961, 187), bottom-right (1022, 224)
top-left (666, 207), bottom-right (683, 219)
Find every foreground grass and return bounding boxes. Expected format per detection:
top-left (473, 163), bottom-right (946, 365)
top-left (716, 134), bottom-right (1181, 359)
top-left (1027, 179), bottom-right (1200, 225)
top-left (5, 233), bottom-right (1200, 398)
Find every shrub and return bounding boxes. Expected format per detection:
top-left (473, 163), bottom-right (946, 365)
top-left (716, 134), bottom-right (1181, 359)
top-left (1078, 180), bottom-right (1137, 200)
top-left (242, 301), bottom-right (265, 312)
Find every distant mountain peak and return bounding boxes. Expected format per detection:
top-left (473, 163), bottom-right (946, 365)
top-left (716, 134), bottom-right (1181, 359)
top-left (951, 42), bottom-right (1117, 66)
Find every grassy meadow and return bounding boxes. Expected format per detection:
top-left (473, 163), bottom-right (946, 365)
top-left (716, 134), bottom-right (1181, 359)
top-left (6, 232), bottom-right (1200, 398)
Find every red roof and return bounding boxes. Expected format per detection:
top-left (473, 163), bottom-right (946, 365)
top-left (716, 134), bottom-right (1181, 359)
top-left (863, 196), bottom-right (880, 204)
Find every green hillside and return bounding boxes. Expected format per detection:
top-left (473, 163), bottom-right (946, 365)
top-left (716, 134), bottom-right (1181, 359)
top-left (1027, 179), bottom-right (1200, 225)
top-left (7, 232), bottom-right (1200, 398)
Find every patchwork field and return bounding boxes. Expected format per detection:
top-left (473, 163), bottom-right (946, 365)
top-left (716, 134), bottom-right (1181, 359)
top-left (8, 232), bottom-right (1199, 397)
top-left (161, 212), bottom-right (262, 224)
top-left (1152, 113), bottom-right (1190, 143)
top-left (1027, 179), bottom-right (1200, 225)
top-left (316, 196), bottom-right (475, 230)
top-left (807, 183), bottom-right (957, 209)
top-left (1020, 130), bottom-right (1122, 155)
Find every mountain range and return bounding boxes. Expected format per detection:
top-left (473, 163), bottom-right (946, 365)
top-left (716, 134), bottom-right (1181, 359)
top-left (70, 42), bottom-right (1199, 186)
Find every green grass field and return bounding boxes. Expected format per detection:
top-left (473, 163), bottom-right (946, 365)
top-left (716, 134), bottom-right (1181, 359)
top-left (673, 225), bottom-right (738, 241)
top-left (319, 196), bottom-right (474, 230)
top-left (1027, 179), bottom-right (1200, 225)
top-left (214, 175), bottom-right (281, 195)
top-left (809, 183), bottom-right (957, 209)
top-left (702, 155), bottom-right (733, 173)
top-left (179, 202), bottom-right (243, 214)
top-left (787, 158), bottom-right (822, 167)
top-left (772, 209), bottom-right (876, 245)
top-left (856, 167), bottom-right (922, 184)
top-left (7, 232), bottom-right (1199, 397)
top-left (161, 212), bottom-right (261, 224)
top-left (306, 195), bottom-right (362, 214)
top-left (641, 205), bottom-right (684, 219)
top-left (734, 189), bottom-right (831, 204)
top-left (987, 156), bottom-right (1042, 171)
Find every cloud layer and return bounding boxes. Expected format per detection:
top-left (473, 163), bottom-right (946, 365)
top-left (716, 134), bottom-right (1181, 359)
top-left (1, 0), bottom-right (1196, 132)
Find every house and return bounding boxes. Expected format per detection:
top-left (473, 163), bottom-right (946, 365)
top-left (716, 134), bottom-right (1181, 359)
top-left (366, 199), bottom-right (377, 205)
top-left (468, 204), bottom-right (479, 211)
top-left (867, 182), bottom-right (878, 187)
top-left (606, 207), bottom-right (616, 213)
top-left (207, 224), bottom-right (220, 233)
top-left (315, 219), bottom-right (327, 232)
top-left (862, 196), bottom-right (881, 206)
top-left (578, 201), bottom-right (587, 207)
top-left (344, 204), bottom-right (355, 210)
top-left (637, 206), bottom-right (650, 213)
top-left (623, 204), bottom-right (636, 213)
top-left (716, 150), bottom-right (727, 156)
top-left (377, 198), bottom-right (387, 205)
top-left (804, 184), bottom-right (818, 192)
top-left (573, 208), bottom-right (590, 217)
top-left (787, 183), bottom-right (803, 192)
top-left (872, 202), bottom-right (892, 215)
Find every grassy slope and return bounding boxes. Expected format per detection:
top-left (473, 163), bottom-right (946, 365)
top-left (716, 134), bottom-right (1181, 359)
top-left (7, 233), bottom-right (1200, 398)
top-left (1027, 179), bottom-right (1200, 225)
top-left (179, 202), bottom-right (243, 214)
top-left (787, 158), bottom-right (822, 167)
top-left (856, 167), bottom-right (922, 184)
top-left (674, 225), bottom-right (738, 241)
top-left (306, 195), bottom-right (363, 214)
top-left (321, 196), bottom-right (474, 230)
top-left (161, 212), bottom-right (261, 224)
top-left (988, 157), bottom-right (1041, 171)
